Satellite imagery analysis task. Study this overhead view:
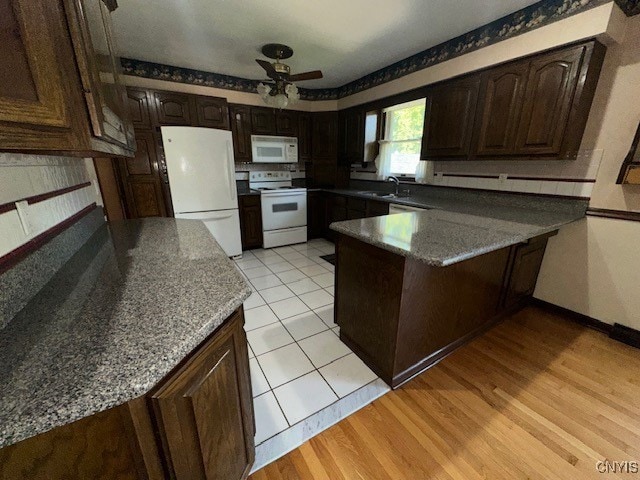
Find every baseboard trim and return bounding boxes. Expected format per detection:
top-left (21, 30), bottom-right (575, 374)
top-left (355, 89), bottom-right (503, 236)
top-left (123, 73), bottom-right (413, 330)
top-left (531, 298), bottom-right (640, 349)
top-left (531, 298), bottom-right (612, 333)
top-left (610, 323), bottom-right (640, 349)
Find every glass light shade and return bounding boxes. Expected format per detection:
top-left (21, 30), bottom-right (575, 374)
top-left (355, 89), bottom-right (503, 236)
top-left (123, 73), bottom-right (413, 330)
top-left (272, 93), bottom-right (288, 109)
top-left (257, 81), bottom-right (298, 109)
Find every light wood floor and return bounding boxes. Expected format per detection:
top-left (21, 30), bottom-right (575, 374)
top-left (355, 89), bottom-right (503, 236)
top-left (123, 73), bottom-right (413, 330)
top-left (250, 305), bottom-right (640, 480)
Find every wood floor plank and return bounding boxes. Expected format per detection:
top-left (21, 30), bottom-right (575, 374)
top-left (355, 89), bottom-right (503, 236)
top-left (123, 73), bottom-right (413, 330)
top-left (250, 306), bottom-right (640, 479)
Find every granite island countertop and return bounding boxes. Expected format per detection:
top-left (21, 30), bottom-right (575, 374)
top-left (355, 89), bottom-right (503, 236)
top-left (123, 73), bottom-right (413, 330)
top-left (0, 218), bottom-right (251, 448)
top-left (329, 190), bottom-right (585, 266)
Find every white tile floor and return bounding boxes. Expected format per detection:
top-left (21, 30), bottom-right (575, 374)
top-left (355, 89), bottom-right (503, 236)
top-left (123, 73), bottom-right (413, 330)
top-left (235, 238), bottom-right (389, 471)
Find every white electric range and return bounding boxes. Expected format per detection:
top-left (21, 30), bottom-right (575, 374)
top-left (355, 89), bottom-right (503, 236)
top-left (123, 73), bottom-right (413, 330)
top-left (249, 171), bottom-right (307, 248)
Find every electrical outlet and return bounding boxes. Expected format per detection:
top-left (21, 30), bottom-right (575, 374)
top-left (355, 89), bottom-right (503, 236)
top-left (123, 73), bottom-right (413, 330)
top-left (498, 173), bottom-right (508, 183)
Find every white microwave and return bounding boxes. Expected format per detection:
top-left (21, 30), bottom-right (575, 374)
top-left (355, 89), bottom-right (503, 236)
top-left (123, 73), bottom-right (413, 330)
top-left (251, 135), bottom-right (298, 163)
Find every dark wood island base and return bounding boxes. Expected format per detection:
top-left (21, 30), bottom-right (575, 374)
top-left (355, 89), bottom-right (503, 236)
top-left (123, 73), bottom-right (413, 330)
top-left (335, 233), bottom-right (553, 388)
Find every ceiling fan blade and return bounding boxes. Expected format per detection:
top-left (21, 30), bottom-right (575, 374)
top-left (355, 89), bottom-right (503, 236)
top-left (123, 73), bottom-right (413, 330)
top-left (256, 59), bottom-right (277, 78)
top-left (288, 70), bottom-right (323, 82)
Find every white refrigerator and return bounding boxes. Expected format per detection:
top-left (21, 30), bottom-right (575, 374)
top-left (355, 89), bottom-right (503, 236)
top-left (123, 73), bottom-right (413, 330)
top-left (161, 126), bottom-right (242, 257)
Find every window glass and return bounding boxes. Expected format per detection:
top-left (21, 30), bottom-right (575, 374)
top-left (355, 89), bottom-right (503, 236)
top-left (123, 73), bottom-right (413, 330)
top-left (382, 99), bottom-right (426, 175)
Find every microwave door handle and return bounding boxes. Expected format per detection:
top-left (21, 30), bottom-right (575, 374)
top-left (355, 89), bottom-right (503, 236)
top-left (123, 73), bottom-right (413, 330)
top-left (226, 140), bottom-right (236, 202)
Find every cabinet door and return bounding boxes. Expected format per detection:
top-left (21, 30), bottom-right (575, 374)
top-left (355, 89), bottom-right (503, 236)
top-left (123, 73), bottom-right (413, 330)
top-left (473, 62), bottom-right (529, 156)
top-left (152, 310), bottom-right (254, 480)
top-left (240, 196), bottom-right (263, 250)
top-left (65, 0), bottom-right (129, 147)
top-left (117, 130), bottom-right (168, 218)
top-left (195, 95), bottom-right (230, 129)
top-left (312, 112), bottom-right (339, 159)
top-left (275, 110), bottom-right (298, 136)
top-left (298, 112), bottom-right (312, 161)
top-left (421, 75), bottom-right (480, 158)
top-left (251, 107), bottom-right (277, 135)
top-left (230, 104), bottom-right (252, 162)
top-left (153, 91), bottom-right (193, 125)
top-left (514, 45), bottom-right (585, 156)
top-left (307, 192), bottom-right (326, 239)
top-left (366, 200), bottom-right (389, 217)
top-left (503, 238), bottom-right (549, 308)
top-left (0, 0), bottom-right (87, 150)
top-left (340, 108), bottom-right (364, 164)
top-left (126, 88), bottom-right (153, 130)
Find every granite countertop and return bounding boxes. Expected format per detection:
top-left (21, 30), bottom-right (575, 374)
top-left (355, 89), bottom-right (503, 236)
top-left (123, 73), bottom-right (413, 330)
top-left (0, 218), bottom-right (251, 448)
top-left (329, 189), bottom-right (585, 266)
top-left (238, 188), bottom-right (261, 196)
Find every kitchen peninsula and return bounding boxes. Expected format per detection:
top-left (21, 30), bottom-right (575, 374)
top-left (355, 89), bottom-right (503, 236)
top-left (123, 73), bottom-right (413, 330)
top-left (331, 198), bottom-right (585, 388)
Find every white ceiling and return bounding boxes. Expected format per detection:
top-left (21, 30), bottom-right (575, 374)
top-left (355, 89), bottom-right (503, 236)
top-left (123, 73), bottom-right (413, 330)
top-left (112, 0), bottom-right (541, 89)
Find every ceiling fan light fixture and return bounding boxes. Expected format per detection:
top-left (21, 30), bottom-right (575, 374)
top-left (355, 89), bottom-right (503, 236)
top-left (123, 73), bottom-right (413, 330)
top-left (257, 81), bottom-right (299, 109)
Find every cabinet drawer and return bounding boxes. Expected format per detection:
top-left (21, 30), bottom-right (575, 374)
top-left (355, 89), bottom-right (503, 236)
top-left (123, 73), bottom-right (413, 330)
top-left (240, 194), bottom-right (261, 207)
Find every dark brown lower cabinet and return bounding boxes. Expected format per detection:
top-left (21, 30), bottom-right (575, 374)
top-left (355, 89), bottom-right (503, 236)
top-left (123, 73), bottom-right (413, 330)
top-left (335, 233), bottom-right (552, 388)
top-left (502, 235), bottom-right (550, 308)
top-left (307, 191), bottom-right (326, 240)
top-left (319, 194), bottom-right (391, 241)
top-left (366, 200), bottom-right (390, 217)
top-left (152, 309), bottom-right (255, 480)
top-left (239, 195), bottom-right (263, 250)
top-left (0, 309), bottom-right (255, 480)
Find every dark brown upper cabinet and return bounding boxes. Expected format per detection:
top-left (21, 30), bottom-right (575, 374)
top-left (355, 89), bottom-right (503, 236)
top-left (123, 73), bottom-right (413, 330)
top-left (0, 0), bottom-right (134, 157)
top-left (251, 107), bottom-right (277, 135)
top-left (195, 95), bottom-right (230, 130)
top-left (153, 90), bottom-right (192, 125)
top-left (298, 112), bottom-right (312, 161)
top-left (276, 110), bottom-right (299, 136)
top-left (65, 0), bottom-right (132, 149)
top-left (230, 104), bottom-right (252, 162)
top-left (339, 108), bottom-right (365, 164)
top-left (421, 74), bottom-right (481, 159)
top-left (514, 43), bottom-right (587, 157)
top-left (126, 87), bottom-right (153, 130)
top-left (473, 62), bottom-right (529, 157)
top-left (421, 40), bottom-right (605, 161)
top-left (312, 112), bottom-right (339, 159)
top-left (116, 130), bottom-right (168, 219)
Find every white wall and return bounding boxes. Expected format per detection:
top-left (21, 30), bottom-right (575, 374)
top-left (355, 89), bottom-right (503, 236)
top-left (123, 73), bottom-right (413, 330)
top-left (337, 2), bottom-right (625, 109)
top-left (535, 217), bottom-right (640, 329)
top-left (534, 14), bottom-right (640, 329)
top-left (0, 154), bottom-right (102, 258)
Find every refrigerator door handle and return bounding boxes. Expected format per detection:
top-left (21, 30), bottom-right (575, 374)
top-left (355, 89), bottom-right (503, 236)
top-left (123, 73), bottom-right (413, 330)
top-left (226, 140), bottom-right (236, 202)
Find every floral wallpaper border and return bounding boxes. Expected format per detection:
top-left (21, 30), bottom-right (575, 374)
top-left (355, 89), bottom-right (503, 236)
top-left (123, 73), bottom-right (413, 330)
top-left (121, 0), bottom-right (633, 101)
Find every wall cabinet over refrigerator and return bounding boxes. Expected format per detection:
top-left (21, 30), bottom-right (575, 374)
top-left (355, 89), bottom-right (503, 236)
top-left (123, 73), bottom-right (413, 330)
top-left (0, 0), bottom-right (135, 157)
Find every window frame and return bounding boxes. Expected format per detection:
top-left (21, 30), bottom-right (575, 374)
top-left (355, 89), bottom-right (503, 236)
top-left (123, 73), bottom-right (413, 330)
top-left (380, 98), bottom-right (426, 177)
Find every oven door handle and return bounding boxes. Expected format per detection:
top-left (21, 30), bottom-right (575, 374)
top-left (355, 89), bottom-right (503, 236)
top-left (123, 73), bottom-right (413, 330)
top-left (262, 192), bottom-right (306, 198)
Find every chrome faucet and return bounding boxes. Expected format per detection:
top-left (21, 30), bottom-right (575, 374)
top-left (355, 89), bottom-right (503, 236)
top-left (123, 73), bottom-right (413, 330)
top-left (387, 175), bottom-right (400, 196)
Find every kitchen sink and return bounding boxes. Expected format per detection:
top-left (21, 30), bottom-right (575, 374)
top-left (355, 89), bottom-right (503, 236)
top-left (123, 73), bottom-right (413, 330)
top-left (357, 191), bottom-right (396, 198)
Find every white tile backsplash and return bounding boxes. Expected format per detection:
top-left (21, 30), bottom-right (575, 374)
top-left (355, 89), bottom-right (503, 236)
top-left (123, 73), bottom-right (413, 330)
top-left (0, 154), bottom-right (100, 260)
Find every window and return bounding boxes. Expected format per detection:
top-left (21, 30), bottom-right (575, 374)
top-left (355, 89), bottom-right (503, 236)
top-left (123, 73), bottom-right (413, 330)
top-left (380, 99), bottom-right (426, 176)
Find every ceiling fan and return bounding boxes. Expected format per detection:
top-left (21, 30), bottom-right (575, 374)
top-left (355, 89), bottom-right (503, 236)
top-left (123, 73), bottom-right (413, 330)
top-left (255, 43), bottom-right (323, 108)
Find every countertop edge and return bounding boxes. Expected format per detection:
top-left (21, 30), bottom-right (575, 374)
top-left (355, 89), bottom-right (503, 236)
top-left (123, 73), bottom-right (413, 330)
top-left (0, 287), bottom-right (251, 450)
top-left (330, 214), bottom-right (578, 267)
